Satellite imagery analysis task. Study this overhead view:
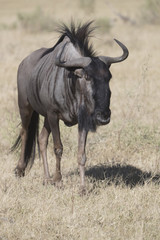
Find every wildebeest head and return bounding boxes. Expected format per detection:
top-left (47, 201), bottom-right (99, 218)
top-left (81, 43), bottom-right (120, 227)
top-left (55, 22), bottom-right (129, 131)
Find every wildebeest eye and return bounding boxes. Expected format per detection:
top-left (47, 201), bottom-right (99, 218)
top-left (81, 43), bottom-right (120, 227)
top-left (74, 69), bottom-right (91, 81)
top-left (85, 74), bottom-right (91, 81)
top-left (74, 69), bottom-right (84, 78)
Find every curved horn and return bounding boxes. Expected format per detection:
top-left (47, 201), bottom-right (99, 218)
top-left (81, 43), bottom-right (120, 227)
top-left (55, 42), bottom-right (91, 68)
top-left (99, 39), bottom-right (129, 65)
top-left (55, 56), bottom-right (91, 68)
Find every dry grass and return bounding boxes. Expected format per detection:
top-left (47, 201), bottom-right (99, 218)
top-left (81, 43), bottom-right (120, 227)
top-left (0, 0), bottom-right (160, 239)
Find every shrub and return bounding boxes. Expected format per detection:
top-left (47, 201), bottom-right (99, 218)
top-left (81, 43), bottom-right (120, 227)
top-left (0, 22), bottom-right (17, 30)
top-left (141, 0), bottom-right (160, 24)
top-left (79, 0), bottom-right (95, 14)
top-left (96, 18), bottom-right (111, 33)
top-left (17, 7), bottom-right (55, 32)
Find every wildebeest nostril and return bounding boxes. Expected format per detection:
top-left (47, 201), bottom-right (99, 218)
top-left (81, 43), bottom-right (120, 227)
top-left (96, 111), bottom-right (111, 125)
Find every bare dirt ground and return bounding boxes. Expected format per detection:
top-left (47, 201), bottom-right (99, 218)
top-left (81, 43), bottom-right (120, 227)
top-left (0, 0), bottom-right (160, 239)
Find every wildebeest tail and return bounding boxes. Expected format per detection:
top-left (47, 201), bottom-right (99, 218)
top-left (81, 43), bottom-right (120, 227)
top-left (11, 111), bottom-right (40, 170)
top-left (24, 111), bottom-right (39, 169)
top-left (11, 134), bottom-right (21, 152)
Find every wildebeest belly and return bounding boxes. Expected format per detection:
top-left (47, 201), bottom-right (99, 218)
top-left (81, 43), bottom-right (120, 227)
top-left (27, 83), bottom-right (79, 126)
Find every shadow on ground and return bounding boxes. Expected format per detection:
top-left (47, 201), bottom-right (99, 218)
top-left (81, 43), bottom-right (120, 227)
top-left (68, 163), bottom-right (160, 188)
top-left (84, 164), bottom-right (160, 188)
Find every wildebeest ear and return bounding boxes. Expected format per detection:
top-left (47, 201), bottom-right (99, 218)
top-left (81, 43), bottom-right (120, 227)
top-left (74, 69), bottom-right (84, 78)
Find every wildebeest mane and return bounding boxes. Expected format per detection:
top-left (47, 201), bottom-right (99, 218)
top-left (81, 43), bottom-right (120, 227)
top-left (78, 105), bottom-right (96, 132)
top-left (40, 21), bottom-right (96, 59)
top-left (56, 21), bottom-right (96, 57)
top-left (40, 35), bottom-right (65, 58)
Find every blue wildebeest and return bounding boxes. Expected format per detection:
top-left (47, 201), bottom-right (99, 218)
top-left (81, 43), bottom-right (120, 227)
top-left (12, 21), bottom-right (129, 192)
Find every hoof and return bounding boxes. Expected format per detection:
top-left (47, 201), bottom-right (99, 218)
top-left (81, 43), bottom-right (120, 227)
top-left (53, 172), bottom-right (62, 183)
top-left (43, 173), bottom-right (63, 188)
top-left (43, 177), bottom-right (63, 189)
top-left (43, 178), bottom-right (55, 185)
top-left (79, 186), bottom-right (86, 196)
top-left (15, 167), bottom-right (25, 177)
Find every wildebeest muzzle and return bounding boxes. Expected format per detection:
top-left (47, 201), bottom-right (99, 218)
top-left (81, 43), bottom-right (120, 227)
top-left (95, 109), bottom-right (111, 125)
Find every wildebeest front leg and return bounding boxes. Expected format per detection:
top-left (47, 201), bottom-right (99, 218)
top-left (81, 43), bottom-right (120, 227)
top-left (39, 117), bottom-right (51, 185)
top-left (78, 129), bottom-right (88, 194)
top-left (47, 113), bottom-right (63, 184)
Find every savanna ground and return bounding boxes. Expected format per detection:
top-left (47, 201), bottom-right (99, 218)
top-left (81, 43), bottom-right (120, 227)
top-left (0, 0), bottom-right (160, 239)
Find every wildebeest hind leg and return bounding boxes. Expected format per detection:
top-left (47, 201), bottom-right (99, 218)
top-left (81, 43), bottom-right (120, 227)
top-left (15, 104), bottom-right (33, 177)
top-left (39, 117), bottom-right (52, 185)
top-left (47, 112), bottom-right (63, 184)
